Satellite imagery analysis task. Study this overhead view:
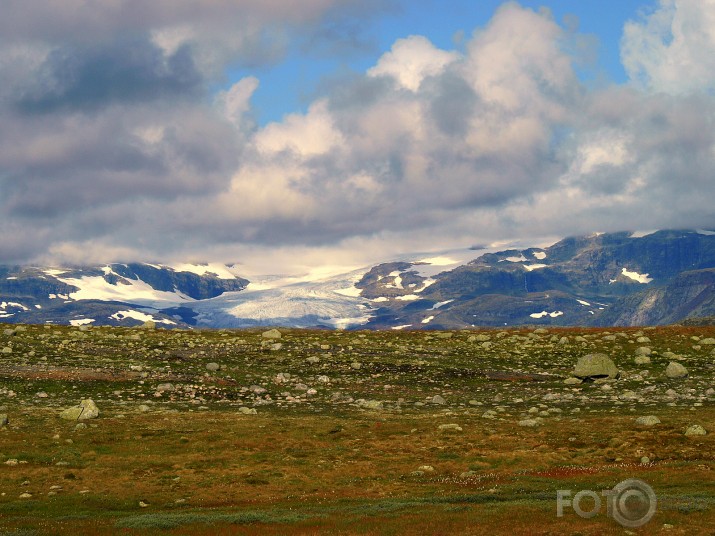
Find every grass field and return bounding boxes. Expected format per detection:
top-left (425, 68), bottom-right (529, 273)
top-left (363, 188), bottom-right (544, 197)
top-left (0, 323), bottom-right (713, 534)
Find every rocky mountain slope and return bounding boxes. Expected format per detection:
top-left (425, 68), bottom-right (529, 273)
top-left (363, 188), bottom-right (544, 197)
top-left (1, 230), bottom-right (715, 329)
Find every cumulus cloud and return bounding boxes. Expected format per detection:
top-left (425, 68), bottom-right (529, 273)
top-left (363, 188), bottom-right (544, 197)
top-left (1, 1), bottom-right (715, 273)
top-left (621, 0), bottom-right (715, 94)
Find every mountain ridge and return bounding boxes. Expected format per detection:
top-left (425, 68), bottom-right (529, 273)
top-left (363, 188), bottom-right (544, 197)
top-left (1, 229), bottom-right (715, 329)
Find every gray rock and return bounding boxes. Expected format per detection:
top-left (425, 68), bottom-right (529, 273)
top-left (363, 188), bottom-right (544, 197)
top-left (518, 419), bottom-right (540, 427)
top-left (0, 414), bottom-right (8, 427)
top-left (634, 346), bottom-right (652, 356)
top-left (438, 423), bottom-right (462, 432)
top-left (573, 353), bottom-right (619, 380)
top-left (156, 383), bottom-right (175, 392)
top-left (700, 338), bottom-right (715, 345)
top-left (60, 399), bottom-right (99, 421)
top-left (261, 329), bottom-right (282, 340)
top-left (666, 362), bottom-right (688, 379)
top-left (205, 362), bottom-right (220, 372)
top-left (634, 355), bottom-right (651, 365)
top-left (305, 356), bottom-right (320, 364)
top-left (238, 407), bottom-right (257, 415)
top-left (635, 415), bottom-right (661, 426)
top-left (636, 336), bottom-right (651, 343)
top-left (564, 377), bottom-right (582, 385)
top-left (357, 399), bottom-right (383, 410)
top-left (431, 395), bottom-right (446, 405)
top-left (684, 424), bottom-right (707, 436)
top-left (140, 320), bottom-right (156, 330)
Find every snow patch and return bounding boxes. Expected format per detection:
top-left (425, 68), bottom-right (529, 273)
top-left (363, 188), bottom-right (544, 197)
top-left (55, 273), bottom-right (191, 307)
top-left (371, 297), bottom-right (389, 303)
top-left (500, 254), bottom-right (528, 263)
top-left (621, 267), bottom-right (653, 284)
top-left (70, 318), bottom-right (95, 326)
top-left (110, 310), bottom-right (176, 325)
top-left (168, 263), bottom-right (238, 280)
top-left (576, 299), bottom-right (591, 306)
top-left (630, 230), bottom-right (658, 238)
top-left (421, 316), bottom-right (435, 324)
top-left (6, 277), bottom-right (17, 280)
top-left (395, 294), bottom-right (419, 301)
top-left (430, 299), bottom-right (453, 310)
top-left (392, 324), bottom-right (412, 330)
top-left (696, 229), bottom-right (715, 236)
top-left (523, 264), bottom-right (547, 271)
top-left (530, 311), bottom-right (564, 319)
top-left (533, 251), bottom-right (547, 260)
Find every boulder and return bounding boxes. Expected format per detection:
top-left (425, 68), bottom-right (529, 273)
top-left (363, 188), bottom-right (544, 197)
top-left (685, 424), bottom-right (707, 436)
top-left (665, 362), bottom-right (688, 379)
top-left (261, 329), bottom-right (282, 340)
top-left (573, 353), bottom-right (619, 380)
top-left (60, 399), bottom-right (99, 421)
top-left (635, 415), bottom-right (661, 426)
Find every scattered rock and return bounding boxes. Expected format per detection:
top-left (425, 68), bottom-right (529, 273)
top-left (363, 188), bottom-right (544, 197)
top-left (431, 395), bottom-right (446, 405)
top-left (438, 423), bottom-right (462, 432)
top-left (238, 407), bottom-right (257, 415)
top-left (59, 399), bottom-right (100, 421)
top-left (634, 355), bottom-right (651, 365)
top-left (0, 414), bottom-right (7, 427)
top-left (563, 377), bottom-right (582, 385)
top-left (205, 362), bottom-right (220, 372)
top-left (573, 353), bottom-right (619, 380)
top-left (666, 362), bottom-right (688, 379)
top-left (518, 419), bottom-right (540, 427)
top-left (635, 415), bottom-right (661, 426)
top-left (684, 424), bottom-right (707, 436)
top-left (261, 329), bottom-right (282, 340)
top-left (634, 346), bottom-right (652, 356)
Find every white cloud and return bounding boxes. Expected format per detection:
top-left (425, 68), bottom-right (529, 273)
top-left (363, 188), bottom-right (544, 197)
top-left (368, 35), bottom-right (459, 91)
top-left (622, 0), bottom-right (715, 94)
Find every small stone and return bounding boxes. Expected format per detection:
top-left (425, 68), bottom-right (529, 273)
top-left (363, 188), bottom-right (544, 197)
top-left (634, 346), bottom-right (652, 356)
top-left (666, 362), bottom-right (688, 379)
top-left (306, 356), bottom-right (320, 364)
top-left (684, 424), bottom-right (707, 436)
top-left (417, 465), bottom-right (435, 472)
top-left (431, 395), bottom-right (446, 405)
top-left (563, 377), bottom-right (582, 385)
top-left (238, 407), bottom-right (257, 415)
top-left (518, 419), bottom-right (540, 427)
top-left (438, 423), bottom-right (462, 432)
top-left (261, 329), bottom-right (282, 340)
top-left (635, 415), bottom-right (661, 426)
top-left (634, 355), bottom-right (651, 365)
top-left (60, 399), bottom-right (99, 421)
top-left (640, 456), bottom-right (650, 464)
top-left (205, 362), bottom-right (220, 372)
top-left (350, 362), bottom-right (362, 370)
top-left (0, 414), bottom-right (8, 427)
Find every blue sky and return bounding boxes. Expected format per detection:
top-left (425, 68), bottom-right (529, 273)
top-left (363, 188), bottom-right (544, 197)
top-left (235, 0), bottom-right (652, 125)
top-left (2, 0), bottom-right (715, 271)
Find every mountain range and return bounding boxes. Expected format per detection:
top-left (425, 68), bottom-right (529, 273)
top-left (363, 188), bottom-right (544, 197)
top-left (2, 229), bottom-right (715, 330)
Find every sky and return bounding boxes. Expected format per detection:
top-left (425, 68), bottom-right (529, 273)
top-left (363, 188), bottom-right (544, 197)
top-left (2, 0), bottom-right (715, 275)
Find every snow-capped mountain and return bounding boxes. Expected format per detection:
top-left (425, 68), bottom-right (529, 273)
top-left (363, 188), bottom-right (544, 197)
top-left (2, 229), bottom-right (715, 329)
